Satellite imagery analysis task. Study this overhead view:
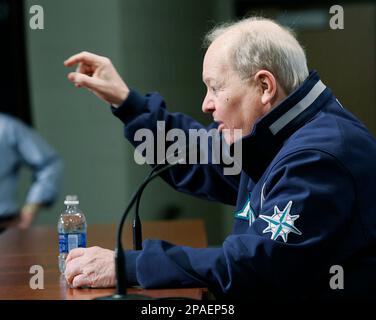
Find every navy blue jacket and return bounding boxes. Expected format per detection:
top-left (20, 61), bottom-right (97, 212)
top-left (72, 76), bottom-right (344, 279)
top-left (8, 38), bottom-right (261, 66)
top-left (112, 71), bottom-right (376, 299)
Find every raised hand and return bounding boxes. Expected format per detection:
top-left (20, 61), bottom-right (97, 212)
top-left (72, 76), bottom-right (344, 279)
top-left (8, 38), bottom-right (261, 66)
top-left (64, 51), bottom-right (129, 106)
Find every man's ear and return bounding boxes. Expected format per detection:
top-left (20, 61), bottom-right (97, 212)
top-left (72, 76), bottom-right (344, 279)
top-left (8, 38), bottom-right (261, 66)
top-left (253, 70), bottom-right (277, 106)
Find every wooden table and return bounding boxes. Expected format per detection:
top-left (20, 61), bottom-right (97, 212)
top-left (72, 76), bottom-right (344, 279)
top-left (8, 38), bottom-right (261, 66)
top-left (0, 219), bottom-right (208, 300)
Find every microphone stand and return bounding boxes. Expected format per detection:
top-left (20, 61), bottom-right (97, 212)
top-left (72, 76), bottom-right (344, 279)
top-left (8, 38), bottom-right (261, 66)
top-left (96, 142), bottom-right (195, 300)
top-left (96, 162), bottom-right (178, 300)
top-left (133, 145), bottom-right (195, 250)
top-left (132, 167), bottom-right (156, 250)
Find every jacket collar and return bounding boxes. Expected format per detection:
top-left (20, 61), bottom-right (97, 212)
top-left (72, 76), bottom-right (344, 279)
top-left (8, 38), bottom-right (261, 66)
top-left (239, 70), bottom-right (332, 182)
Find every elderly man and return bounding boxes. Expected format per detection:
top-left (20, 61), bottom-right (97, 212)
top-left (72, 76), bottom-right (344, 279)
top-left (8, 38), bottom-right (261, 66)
top-left (63, 17), bottom-right (376, 299)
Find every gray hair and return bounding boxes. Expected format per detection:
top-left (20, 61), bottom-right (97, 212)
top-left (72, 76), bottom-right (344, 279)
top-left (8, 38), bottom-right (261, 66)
top-left (203, 17), bottom-right (309, 94)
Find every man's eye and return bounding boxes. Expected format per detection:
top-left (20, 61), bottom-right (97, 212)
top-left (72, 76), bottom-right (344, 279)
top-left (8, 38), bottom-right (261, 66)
top-left (211, 86), bottom-right (218, 93)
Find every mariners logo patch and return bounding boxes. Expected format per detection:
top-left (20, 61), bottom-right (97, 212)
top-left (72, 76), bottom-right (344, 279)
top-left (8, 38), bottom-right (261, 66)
top-left (234, 193), bottom-right (256, 226)
top-left (259, 201), bottom-right (302, 242)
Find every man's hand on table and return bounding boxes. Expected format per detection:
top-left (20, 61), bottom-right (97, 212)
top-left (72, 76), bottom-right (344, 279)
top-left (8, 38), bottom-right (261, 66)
top-left (64, 246), bottom-right (116, 288)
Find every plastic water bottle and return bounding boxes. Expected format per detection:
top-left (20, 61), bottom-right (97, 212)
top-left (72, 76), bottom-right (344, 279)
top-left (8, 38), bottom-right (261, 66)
top-left (58, 195), bottom-right (87, 273)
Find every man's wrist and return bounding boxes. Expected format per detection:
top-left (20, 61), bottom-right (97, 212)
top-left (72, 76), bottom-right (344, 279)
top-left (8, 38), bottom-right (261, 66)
top-left (113, 86), bottom-right (130, 108)
top-left (111, 89), bottom-right (149, 124)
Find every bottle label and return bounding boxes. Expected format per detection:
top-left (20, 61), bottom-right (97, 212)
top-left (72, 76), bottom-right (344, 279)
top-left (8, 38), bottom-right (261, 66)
top-left (59, 233), bottom-right (87, 253)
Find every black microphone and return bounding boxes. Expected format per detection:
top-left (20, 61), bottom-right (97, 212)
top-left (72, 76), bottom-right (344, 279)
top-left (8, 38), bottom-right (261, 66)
top-left (132, 163), bottom-right (161, 250)
top-left (96, 143), bottom-right (196, 300)
top-left (132, 143), bottom-right (195, 250)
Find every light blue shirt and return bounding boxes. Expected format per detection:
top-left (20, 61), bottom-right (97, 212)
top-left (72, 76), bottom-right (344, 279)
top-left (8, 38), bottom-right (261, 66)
top-left (0, 113), bottom-right (63, 217)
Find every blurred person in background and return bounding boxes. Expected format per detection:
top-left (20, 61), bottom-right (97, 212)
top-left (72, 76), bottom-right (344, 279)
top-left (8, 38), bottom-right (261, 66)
top-left (0, 111), bottom-right (63, 233)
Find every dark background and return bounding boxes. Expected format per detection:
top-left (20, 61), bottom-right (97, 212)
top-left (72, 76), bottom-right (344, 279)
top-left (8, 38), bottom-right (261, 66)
top-left (0, 0), bottom-right (31, 124)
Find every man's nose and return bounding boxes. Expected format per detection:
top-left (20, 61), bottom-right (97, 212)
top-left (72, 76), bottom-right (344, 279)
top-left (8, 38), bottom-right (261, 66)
top-left (202, 96), bottom-right (215, 114)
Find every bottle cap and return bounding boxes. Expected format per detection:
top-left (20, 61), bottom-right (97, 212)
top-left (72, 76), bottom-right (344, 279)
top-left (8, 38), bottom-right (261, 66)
top-left (64, 195), bottom-right (79, 205)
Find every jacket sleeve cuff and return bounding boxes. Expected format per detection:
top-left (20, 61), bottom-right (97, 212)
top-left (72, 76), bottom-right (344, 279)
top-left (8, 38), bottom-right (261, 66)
top-left (124, 250), bottom-right (142, 287)
top-left (111, 89), bottom-right (148, 124)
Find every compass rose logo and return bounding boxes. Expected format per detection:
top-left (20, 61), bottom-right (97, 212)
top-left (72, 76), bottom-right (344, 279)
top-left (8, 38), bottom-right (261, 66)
top-left (259, 201), bottom-right (302, 243)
